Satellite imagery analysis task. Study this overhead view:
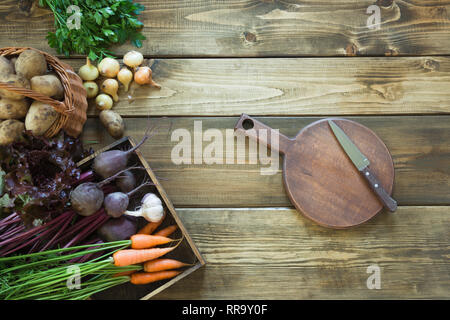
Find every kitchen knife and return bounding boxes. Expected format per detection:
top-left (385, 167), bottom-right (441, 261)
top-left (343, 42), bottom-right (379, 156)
top-left (328, 120), bottom-right (397, 212)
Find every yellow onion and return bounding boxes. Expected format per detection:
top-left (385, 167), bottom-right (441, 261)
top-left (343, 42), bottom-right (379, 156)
top-left (95, 94), bottom-right (113, 110)
top-left (117, 67), bottom-right (133, 92)
top-left (134, 66), bottom-right (160, 88)
top-left (101, 79), bottom-right (119, 102)
top-left (78, 57), bottom-right (99, 81)
top-left (97, 57), bottom-right (120, 78)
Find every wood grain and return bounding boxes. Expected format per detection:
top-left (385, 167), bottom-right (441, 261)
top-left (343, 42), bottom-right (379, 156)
top-left (81, 116), bottom-right (450, 207)
top-left (2, 1), bottom-right (450, 57)
top-left (59, 57), bottom-right (450, 116)
top-left (108, 206), bottom-right (449, 299)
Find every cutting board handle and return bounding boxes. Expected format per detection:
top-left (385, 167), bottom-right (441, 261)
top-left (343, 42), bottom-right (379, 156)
top-left (234, 114), bottom-right (293, 154)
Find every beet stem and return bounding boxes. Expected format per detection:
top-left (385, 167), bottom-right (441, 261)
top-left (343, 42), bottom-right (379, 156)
top-left (0, 213), bottom-right (19, 226)
top-left (75, 170), bottom-right (95, 185)
top-left (54, 209), bottom-right (105, 244)
top-left (62, 212), bottom-right (109, 248)
top-left (127, 181), bottom-right (155, 197)
top-left (0, 211), bottom-right (74, 256)
top-left (68, 239), bottom-right (104, 264)
top-left (0, 224), bottom-right (24, 240)
top-left (39, 211), bottom-right (76, 252)
top-left (125, 123), bottom-right (158, 155)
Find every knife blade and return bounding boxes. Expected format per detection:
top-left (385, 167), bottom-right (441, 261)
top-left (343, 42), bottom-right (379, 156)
top-left (328, 120), bottom-right (397, 212)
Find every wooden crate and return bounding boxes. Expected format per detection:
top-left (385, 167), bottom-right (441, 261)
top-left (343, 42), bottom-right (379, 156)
top-left (77, 136), bottom-right (205, 300)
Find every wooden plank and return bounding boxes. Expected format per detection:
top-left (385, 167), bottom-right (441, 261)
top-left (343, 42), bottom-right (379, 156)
top-left (81, 116), bottom-right (450, 207)
top-left (60, 57), bottom-right (450, 116)
top-left (2, 1), bottom-right (450, 57)
top-left (102, 206), bottom-right (450, 299)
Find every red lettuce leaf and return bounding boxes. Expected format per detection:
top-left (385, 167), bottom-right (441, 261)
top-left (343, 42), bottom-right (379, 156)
top-left (0, 131), bottom-right (93, 226)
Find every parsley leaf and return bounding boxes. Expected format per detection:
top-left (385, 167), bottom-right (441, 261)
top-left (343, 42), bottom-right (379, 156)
top-left (40, 0), bottom-right (146, 61)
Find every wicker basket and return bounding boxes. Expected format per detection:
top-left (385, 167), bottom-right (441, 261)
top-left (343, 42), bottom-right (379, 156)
top-left (0, 47), bottom-right (87, 138)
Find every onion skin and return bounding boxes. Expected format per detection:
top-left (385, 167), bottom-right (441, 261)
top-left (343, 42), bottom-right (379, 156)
top-left (95, 94), bottom-right (113, 111)
top-left (134, 66), bottom-right (161, 88)
top-left (98, 58), bottom-right (120, 78)
top-left (117, 67), bottom-right (133, 92)
top-left (83, 81), bottom-right (99, 99)
top-left (70, 182), bottom-right (104, 216)
top-left (101, 79), bottom-right (119, 102)
top-left (79, 57), bottom-right (99, 81)
top-left (123, 51), bottom-right (144, 69)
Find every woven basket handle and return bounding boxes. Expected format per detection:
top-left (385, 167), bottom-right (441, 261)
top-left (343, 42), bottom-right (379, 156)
top-left (0, 82), bottom-right (71, 115)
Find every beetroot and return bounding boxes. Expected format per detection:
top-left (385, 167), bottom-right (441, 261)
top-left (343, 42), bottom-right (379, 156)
top-left (70, 166), bottom-right (143, 217)
top-left (97, 216), bottom-right (137, 242)
top-left (92, 124), bottom-right (156, 179)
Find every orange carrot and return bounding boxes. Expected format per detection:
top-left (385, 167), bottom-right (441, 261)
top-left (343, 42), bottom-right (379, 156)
top-left (113, 246), bottom-right (177, 267)
top-left (130, 271), bottom-right (181, 285)
top-left (137, 211), bottom-right (166, 234)
top-left (130, 234), bottom-right (174, 249)
top-left (113, 270), bottom-right (137, 278)
top-left (143, 259), bottom-right (189, 273)
top-left (153, 225), bottom-right (178, 237)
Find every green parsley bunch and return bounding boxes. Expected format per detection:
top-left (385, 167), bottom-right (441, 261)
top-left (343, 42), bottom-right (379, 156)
top-left (39, 0), bottom-right (146, 61)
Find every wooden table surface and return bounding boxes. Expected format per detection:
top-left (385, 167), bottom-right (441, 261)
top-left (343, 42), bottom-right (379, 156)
top-left (1, 0), bottom-right (449, 299)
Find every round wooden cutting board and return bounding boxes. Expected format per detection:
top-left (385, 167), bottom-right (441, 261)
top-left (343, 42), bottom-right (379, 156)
top-left (235, 115), bottom-right (395, 228)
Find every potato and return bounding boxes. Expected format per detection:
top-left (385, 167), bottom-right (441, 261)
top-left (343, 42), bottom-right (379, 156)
top-left (15, 49), bottom-right (47, 79)
top-left (0, 119), bottom-right (24, 146)
top-left (99, 110), bottom-right (124, 139)
top-left (25, 101), bottom-right (59, 136)
top-left (0, 74), bottom-right (30, 100)
top-left (31, 74), bottom-right (64, 100)
top-left (8, 57), bottom-right (18, 74)
top-left (0, 56), bottom-right (14, 75)
top-left (0, 96), bottom-right (30, 119)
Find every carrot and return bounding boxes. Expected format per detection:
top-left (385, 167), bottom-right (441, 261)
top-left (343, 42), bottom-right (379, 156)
top-left (143, 259), bottom-right (190, 273)
top-left (113, 270), bottom-right (137, 278)
top-left (153, 225), bottom-right (178, 237)
top-left (130, 270), bottom-right (181, 285)
top-left (137, 211), bottom-right (166, 234)
top-left (130, 234), bottom-right (174, 249)
top-left (113, 246), bottom-right (177, 267)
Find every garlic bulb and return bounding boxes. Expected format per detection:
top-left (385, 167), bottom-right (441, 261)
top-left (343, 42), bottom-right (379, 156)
top-left (124, 193), bottom-right (164, 223)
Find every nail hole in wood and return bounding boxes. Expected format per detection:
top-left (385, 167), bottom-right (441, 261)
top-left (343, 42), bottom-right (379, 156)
top-left (242, 119), bottom-right (254, 130)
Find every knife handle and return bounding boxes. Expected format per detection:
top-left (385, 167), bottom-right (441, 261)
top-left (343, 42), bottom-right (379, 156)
top-left (360, 167), bottom-right (397, 212)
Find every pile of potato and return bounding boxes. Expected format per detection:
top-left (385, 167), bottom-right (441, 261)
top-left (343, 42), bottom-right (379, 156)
top-left (0, 49), bottom-right (63, 146)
